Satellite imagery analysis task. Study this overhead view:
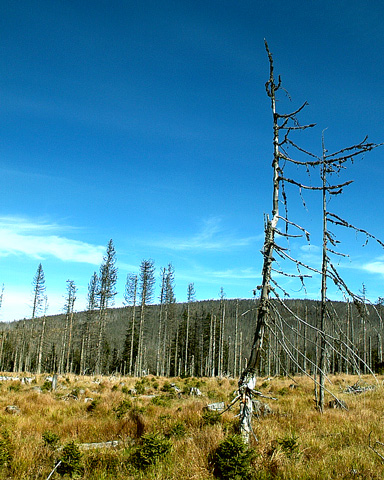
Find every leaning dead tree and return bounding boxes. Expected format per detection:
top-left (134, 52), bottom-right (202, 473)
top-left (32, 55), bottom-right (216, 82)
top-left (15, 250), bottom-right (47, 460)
top-left (237, 41), bottom-right (382, 442)
top-left (237, 41), bottom-right (316, 443)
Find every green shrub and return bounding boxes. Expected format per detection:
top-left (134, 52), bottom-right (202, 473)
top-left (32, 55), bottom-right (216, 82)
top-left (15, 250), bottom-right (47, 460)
top-left (0, 432), bottom-right (12, 468)
top-left (211, 434), bottom-right (255, 479)
top-left (202, 410), bottom-right (222, 426)
top-left (42, 430), bottom-right (60, 449)
top-left (166, 421), bottom-right (186, 438)
top-left (151, 394), bottom-right (171, 407)
top-left (134, 380), bottom-right (146, 395)
top-left (114, 399), bottom-right (132, 419)
top-left (86, 398), bottom-right (99, 413)
top-left (129, 432), bottom-right (172, 469)
top-left (41, 380), bottom-right (52, 392)
top-left (161, 381), bottom-right (172, 393)
top-left (57, 441), bottom-right (83, 477)
top-left (276, 432), bottom-right (300, 458)
top-left (8, 382), bottom-right (21, 392)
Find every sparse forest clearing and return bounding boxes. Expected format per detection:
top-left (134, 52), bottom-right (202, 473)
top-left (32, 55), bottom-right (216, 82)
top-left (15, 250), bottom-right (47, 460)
top-left (0, 373), bottom-right (382, 479)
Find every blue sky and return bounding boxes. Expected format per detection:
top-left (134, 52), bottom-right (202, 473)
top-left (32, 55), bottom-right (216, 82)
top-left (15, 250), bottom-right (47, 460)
top-left (1, 1), bottom-right (384, 321)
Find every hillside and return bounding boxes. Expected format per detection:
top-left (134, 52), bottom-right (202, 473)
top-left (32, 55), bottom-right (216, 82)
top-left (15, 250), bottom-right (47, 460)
top-left (0, 298), bottom-right (382, 378)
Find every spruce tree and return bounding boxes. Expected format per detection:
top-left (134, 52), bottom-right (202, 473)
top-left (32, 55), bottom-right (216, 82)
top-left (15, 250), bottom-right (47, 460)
top-left (31, 263), bottom-right (46, 319)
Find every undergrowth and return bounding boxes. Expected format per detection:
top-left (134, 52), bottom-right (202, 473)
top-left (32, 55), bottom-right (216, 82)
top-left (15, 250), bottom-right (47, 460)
top-left (0, 374), bottom-right (380, 478)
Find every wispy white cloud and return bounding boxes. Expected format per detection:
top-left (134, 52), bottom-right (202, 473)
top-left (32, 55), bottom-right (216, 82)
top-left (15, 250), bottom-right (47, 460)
top-left (362, 257), bottom-right (384, 276)
top-left (300, 244), bottom-right (321, 253)
top-left (0, 216), bottom-right (104, 265)
top-left (150, 216), bottom-right (261, 251)
top-left (207, 267), bottom-right (260, 280)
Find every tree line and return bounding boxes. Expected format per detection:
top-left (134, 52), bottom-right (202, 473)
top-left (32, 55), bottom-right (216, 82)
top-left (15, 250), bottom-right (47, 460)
top-left (0, 250), bottom-right (382, 378)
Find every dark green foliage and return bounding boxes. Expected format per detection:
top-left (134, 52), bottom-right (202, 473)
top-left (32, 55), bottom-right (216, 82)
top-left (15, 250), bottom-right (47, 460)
top-left (211, 434), bottom-right (255, 479)
top-left (57, 441), bottom-right (83, 477)
top-left (129, 432), bottom-right (172, 469)
top-left (202, 410), bottom-right (222, 426)
top-left (8, 382), bottom-right (21, 392)
top-left (114, 399), bottom-right (132, 419)
top-left (0, 431), bottom-right (12, 468)
top-left (161, 381), bottom-right (172, 393)
top-left (41, 380), bottom-right (52, 392)
top-left (31, 263), bottom-right (46, 319)
top-left (42, 430), bottom-right (60, 449)
top-left (166, 421), bottom-right (186, 438)
top-left (276, 432), bottom-right (300, 458)
top-left (151, 394), bottom-right (172, 407)
top-left (86, 399), bottom-right (99, 413)
top-left (134, 377), bottom-right (149, 395)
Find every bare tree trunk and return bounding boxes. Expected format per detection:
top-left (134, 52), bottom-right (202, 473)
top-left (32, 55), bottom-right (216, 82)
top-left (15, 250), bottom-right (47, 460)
top-left (303, 307), bottom-right (308, 373)
top-left (36, 314), bottom-right (46, 374)
top-left (234, 300), bottom-right (239, 377)
top-left (137, 301), bottom-right (145, 376)
top-left (208, 313), bottom-right (213, 376)
top-left (184, 302), bottom-right (190, 375)
top-left (212, 315), bottom-right (217, 377)
top-left (66, 310), bottom-right (74, 373)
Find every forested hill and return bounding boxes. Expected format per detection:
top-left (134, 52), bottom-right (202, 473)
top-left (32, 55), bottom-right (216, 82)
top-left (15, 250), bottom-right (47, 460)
top-left (0, 298), bottom-right (382, 377)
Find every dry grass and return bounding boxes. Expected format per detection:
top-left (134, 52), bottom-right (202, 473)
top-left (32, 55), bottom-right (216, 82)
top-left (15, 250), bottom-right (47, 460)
top-left (0, 373), bottom-right (381, 478)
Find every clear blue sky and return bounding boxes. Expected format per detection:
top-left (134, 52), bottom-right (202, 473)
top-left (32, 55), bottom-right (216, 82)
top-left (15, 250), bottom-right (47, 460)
top-left (1, 1), bottom-right (384, 321)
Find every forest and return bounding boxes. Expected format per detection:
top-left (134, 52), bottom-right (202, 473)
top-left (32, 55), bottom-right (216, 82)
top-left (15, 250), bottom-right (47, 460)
top-left (0, 292), bottom-right (383, 380)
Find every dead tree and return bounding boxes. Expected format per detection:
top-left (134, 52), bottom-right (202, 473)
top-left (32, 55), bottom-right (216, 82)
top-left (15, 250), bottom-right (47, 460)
top-left (136, 259), bottom-right (155, 376)
top-left (237, 41), bottom-right (316, 443)
top-left (236, 41), bottom-right (382, 442)
top-left (123, 273), bottom-right (138, 376)
top-left (95, 240), bottom-right (117, 375)
top-left (316, 134), bottom-right (382, 410)
top-left (184, 282), bottom-right (195, 375)
top-left (36, 296), bottom-right (48, 374)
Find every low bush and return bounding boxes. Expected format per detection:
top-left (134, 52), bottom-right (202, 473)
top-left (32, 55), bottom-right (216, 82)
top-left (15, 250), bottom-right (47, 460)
top-left (276, 432), bottom-right (300, 458)
top-left (129, 432), bottom-right (172, 469)
top-left (211, 434), bottom-right (255, 479)
top-left (42, 430), bottom-right (60, 449)
top-left (202, 410), bottom-right (222, 426)
top-left (0, 431), bottom-right (12, 468)
top-left (114, 399), bottom-right (132, 419)
top-left (57, 441), bottom-right (83, 477)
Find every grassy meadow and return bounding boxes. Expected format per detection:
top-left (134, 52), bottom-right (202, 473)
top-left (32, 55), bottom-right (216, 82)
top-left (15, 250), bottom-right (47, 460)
top-left (0, 373), bottom-right (381, 479)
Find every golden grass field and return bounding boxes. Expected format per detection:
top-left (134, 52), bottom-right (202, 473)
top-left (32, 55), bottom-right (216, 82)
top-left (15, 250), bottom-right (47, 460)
top-left (0, 373), bottom-right (382, 479)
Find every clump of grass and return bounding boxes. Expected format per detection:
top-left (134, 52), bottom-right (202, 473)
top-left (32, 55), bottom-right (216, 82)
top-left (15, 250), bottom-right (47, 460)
top-left (84, 449), bottom-right (122, 476)
top-left (8, 382), bottom-right (21, 393)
